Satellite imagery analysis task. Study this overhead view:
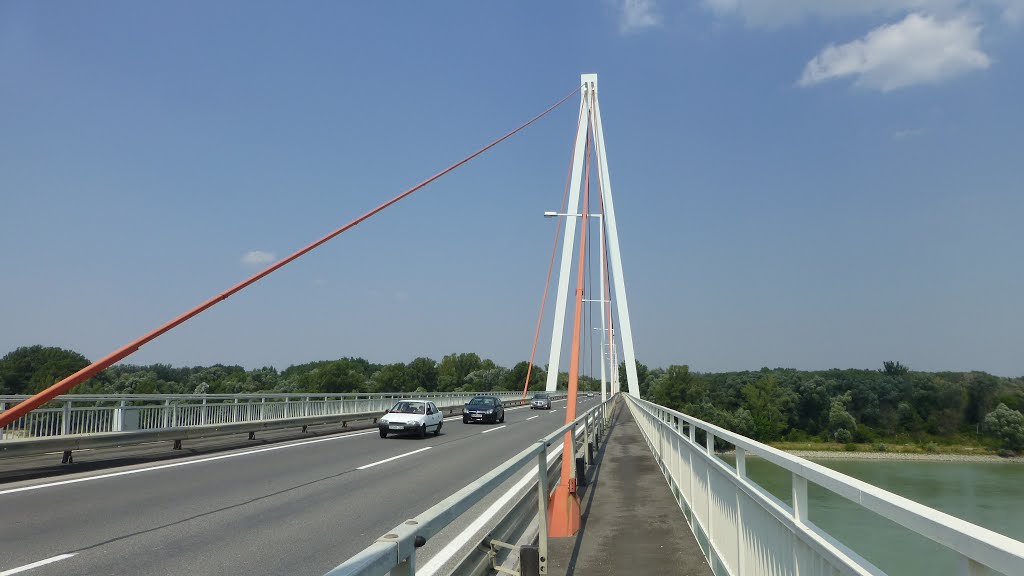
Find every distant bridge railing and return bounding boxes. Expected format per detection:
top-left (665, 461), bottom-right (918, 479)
top-left (0, 391), bottom-right (562, 460)
top-left (624, 394), bottom-right (1024, 576)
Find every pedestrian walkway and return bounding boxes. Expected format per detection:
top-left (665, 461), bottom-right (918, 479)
top-left (547, 403), bottom-right (713, 576)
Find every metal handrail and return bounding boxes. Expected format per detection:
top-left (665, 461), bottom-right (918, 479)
top-left (324, 395), bottom-right (617, 576)
top-left (624, 395), bottom-right (1024, 576)
top-left (0, 392), bottom-right (569, 460)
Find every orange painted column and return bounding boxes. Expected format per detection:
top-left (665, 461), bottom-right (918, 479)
top-left (547, 127), bottom-right (592, 537)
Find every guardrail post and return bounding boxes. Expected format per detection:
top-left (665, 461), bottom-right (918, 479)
top-left (792, 473), bottom-right (807, 525)
top-left (536, 440), bottom-right (550, 575)
top-left (960, 556), bottom-right (986, 576)
top-left (61, 400), bottom-right (71, 435)
top-left (200, 397), bottom-right (208, 425)
top-left (233, 398), bottom-right (240, 423)
top-left (583, 415), bottom-right (591, 467)
top-left (163, 399), bottom-right (171, 428)
top-left (392, 551), bottom-right (415, 576)
top-left (114, 400), bottom-right (126, 432)
top-left (259, 397), bottom-right (266, 421)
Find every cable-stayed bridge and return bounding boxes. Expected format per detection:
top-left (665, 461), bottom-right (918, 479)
top-left (1, 75), bottom-right (1022, 576)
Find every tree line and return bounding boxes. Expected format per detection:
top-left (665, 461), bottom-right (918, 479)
top-left (628, 360), bottom-right (1024, 452)
top-left (3, 346), bottom-right (1023, 451)
top-left (0, 345), bottom-right (601, 397)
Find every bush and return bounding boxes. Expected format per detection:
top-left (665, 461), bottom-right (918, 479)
top-left (874, 443), bottom-right (888, 452)
top-left (833, 428), bottom-right (853, 443)
top-left (844, 443), bottom-right (858, 452)
top-left (923, 442), bottom-right (939, 453)
top-left (997, 448), bottom-right (1017, 458)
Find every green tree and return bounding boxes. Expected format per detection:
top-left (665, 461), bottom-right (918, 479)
top-left (405, 357), bottom-right (438, 392)
top-left (464, 368), bottom-right (508, 391)
top-left (299, 359), bottom-right (369, 393)
top-left (504, 361), bottom-right (544, 393)
top-left (437, 353), bottom-right (483, 391)
top-left (882, 361), bottom-right (909, 378)
top-left (828, 394), bottom-right (857, 441)
top-left (372, 363), bottom-right (411, 393)
top-left (740, 375), bottom-right (790, 441)
top-left (984, 404), bottom-right (1024, 451)
top-left (619, 360), bottom-right (650, 397)
top-left (648, 365), bottom-right (700, 409)
top-left (0, 345), bottom-right (91, 395)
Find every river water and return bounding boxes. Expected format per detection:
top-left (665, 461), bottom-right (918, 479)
top-left (731, 457), bottom-right (1024, 575)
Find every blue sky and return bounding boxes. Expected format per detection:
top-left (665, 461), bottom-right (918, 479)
top-left (2, 1), bottom-right (1022, 377)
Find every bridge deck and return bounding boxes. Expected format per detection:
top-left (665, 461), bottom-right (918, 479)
top-left (547, 403), bottom-right (713, 576)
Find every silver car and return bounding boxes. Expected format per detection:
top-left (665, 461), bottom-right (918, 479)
top-left (531, 393), bottom-right (552, 410)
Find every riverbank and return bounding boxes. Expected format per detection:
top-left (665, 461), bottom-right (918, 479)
top-left (780, 449), bottom-right (1024, 463)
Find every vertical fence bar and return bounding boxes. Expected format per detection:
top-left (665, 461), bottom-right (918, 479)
top-left (61, 400), bottom-right (71, 435)
top-left (537, 440), bottom-right (550, 575)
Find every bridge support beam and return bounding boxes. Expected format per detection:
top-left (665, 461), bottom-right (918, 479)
top-left (543, 74), bottom-right (640, 397)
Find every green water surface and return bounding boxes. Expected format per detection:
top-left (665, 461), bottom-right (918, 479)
top-left (726, 457), bottom-right (1024, 575)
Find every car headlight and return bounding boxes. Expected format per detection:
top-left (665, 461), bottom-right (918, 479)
top-left (487, 409), bottom-right (495, 414)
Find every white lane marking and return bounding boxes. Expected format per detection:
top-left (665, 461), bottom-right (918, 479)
top-left (526, 416), bottom-right (539, 421)
top-left (480, 425), bottom-right (506, 434)
top-left (0, 430), bottom-right (379, 497)
top-left (356, 447), bottom-right (432, 470)
top-left (0, 553), bottom-right (77, 575)
top-left (43, 449), bottom-right (92, 455)
top-left (418, 425), bottom-right (586, 576)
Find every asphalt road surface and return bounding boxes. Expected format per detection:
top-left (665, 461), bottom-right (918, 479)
top-left (0, 396), bottom-right (600, 576)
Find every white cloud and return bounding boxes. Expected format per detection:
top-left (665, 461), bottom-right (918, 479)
top-left (798, 13), bottom-right (990, 91)
top-left (241, 250), bottom-right (276, 266)
top-left (620, 0), bottom-right (662, 33)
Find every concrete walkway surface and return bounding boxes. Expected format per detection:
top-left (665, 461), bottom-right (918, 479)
top-left (546, 403), bottom-right (714, 576)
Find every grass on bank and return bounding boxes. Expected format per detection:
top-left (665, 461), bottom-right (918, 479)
top-left (769, 440), bottom-right (1013, 457)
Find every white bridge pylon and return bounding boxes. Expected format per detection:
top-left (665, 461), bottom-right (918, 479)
top-left (544, 74), bottom-right (640, 397)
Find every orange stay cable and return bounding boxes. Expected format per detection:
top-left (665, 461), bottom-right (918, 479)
top-left (0, 86), bottom-right (582, 428)
top-left (522, 103), bottom-right (585, 397)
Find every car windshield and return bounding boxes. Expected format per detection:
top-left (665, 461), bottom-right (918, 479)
top-left (469, 397), bottom-right (495, 406)
top-left (534, 394), bottom-right (548, 399)
top-left (392, 402), bottom-right (425, 414)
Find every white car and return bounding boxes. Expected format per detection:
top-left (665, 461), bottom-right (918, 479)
top-left (378, 400), bottom-right (443, 439)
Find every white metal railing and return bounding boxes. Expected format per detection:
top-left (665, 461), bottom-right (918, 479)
top-left (624, 395), bottom-right (1024, 576)
top-left (0, 392), bottom-right (529, 441)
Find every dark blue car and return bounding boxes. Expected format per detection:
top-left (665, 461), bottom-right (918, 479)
top-left (463, 396), bottom-right (505, 424)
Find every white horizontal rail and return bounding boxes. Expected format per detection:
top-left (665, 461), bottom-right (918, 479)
top-left (0, 391), bottom-right (533, 441)
top-left (624, 395), bottom-right (1024, 576)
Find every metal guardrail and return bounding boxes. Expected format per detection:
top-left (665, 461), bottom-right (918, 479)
top-left (0, 392), bottom-right (565, 461)
top-left (624, 395), bottom-right (1024, 576)
top-left (324, 395), bottom-right (617, 576)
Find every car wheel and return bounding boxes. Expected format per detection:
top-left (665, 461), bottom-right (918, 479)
top-left (500, 411), bottom-right (505, 423)
top-left (419, 424), bottom-right (427, 439)
top-left (463, 416), bottom-right (469, 424)
top-left (434, 421), bottom-right (442, 436)
top-left (379, 428), bottom-right (387, 438)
